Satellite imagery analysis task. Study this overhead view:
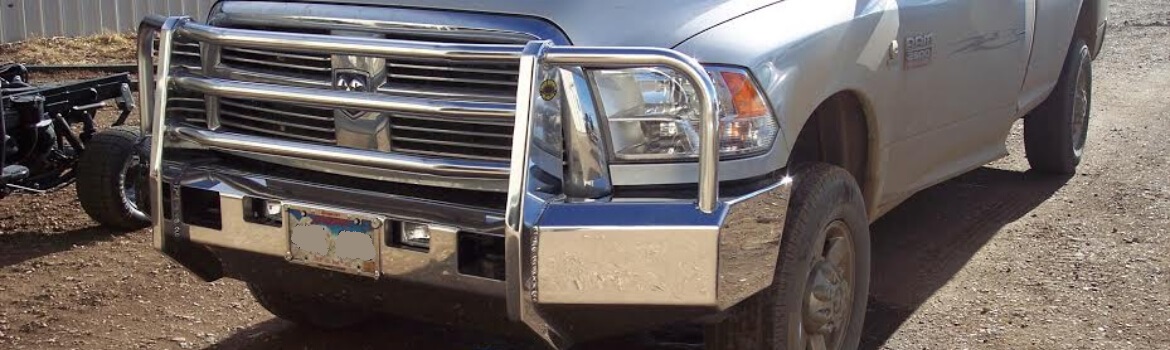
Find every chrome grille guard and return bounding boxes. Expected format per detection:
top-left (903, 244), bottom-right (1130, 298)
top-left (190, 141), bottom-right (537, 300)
top-left (139, 15), bottom-right (720, 344)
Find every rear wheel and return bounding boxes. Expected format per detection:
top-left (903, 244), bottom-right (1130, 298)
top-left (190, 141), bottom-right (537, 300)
top-left (76, 126), bottom-right (150, 230)
top-left (247, 282), bottom-right (373, 329)
top-left (706, 163), bottom-right (871, 350)
top-left (1025, 39), bottom-right (1093, 174)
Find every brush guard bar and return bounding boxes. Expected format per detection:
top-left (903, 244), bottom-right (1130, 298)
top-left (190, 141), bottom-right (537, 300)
top-left (139, 15), bottom-right (727, 346)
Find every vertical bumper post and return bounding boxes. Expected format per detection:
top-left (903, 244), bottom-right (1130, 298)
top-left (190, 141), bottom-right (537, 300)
top-left (143, 16), bottom-right (190, 250)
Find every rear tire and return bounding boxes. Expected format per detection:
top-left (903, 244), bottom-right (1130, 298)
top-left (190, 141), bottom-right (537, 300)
top-left (706, 163), bottom-right (871, 350)
top-left (1025, 39), bottom-right (1093, 174)
top-left (76, 126), bottom-right (150, 230)
top-left (247, 282), bottom-right (373, 329)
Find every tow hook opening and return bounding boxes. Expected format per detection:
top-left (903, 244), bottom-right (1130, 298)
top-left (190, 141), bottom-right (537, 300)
top-left (457, 231), bottom-right (506, 281)
top-left (179, 186), bottom-right (221, 230)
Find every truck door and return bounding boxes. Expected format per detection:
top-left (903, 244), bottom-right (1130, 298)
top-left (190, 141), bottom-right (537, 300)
top-left (882, 0), bottom-right (1030, 198)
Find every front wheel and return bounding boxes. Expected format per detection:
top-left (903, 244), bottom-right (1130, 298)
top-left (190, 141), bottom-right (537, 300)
top-left (1025, 39), bottom-right (1093, 174)
top-left (706, 163), bottom-right (871, 350)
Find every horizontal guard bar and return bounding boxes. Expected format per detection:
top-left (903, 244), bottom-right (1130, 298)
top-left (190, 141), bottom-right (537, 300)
top-left (171, 75), bottom-right (514, 118)
top-left (171, 127), bottom-right (510, 178)
top-left (176, 21), bottom-right (525, 62)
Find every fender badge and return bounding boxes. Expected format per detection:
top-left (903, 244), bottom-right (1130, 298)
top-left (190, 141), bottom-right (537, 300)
top-left (539, 79), bottom-right (558, 101)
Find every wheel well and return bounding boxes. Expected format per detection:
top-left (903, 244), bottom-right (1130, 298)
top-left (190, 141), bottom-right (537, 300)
top-left (1075, 0), bottom-right (1102, 57)
top-left (788, 92), bottom-right (870, 201)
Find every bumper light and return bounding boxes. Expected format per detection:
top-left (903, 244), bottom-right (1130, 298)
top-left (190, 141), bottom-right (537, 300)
top-left (398, 222), bottom-right (431, 250)
top-left (591, 66), bottom-right (777, 161)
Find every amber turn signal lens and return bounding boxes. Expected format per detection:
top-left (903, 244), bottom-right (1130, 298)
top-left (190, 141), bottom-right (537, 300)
top-left (719, 71), bottom-right (769, 118)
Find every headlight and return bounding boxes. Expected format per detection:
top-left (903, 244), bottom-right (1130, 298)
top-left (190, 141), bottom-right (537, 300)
top-left (590, 66), bottom-right (777, 161)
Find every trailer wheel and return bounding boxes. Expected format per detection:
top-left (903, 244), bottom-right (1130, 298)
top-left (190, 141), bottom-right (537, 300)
top-left (705, 163), bottom-right (870, 350)
top-left (247, 282), bottom-right (373, 329)
top-left (76, 126), bottom-right (150, 230)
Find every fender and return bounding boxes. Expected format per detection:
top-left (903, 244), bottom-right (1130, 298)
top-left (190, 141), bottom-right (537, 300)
top-left (675, 0), bottom-right (900, 217)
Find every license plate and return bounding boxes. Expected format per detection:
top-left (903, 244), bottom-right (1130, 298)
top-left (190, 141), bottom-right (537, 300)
top-left (287, 205), bottom-right (382, 278)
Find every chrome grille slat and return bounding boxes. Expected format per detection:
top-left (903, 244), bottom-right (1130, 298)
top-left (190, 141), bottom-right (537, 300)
top-left (387, 61), bottom-right (519, 75)
top-left (167, 107), bottom-right (205, 114)
top-left (386, 73), bottom-right (518, 87)
top-left (220, 110), bottom-right (336, 133)
top-left (220, 100), bottom-right (333, 122)
top-left (390, 125), bottom-right (512, 139)
top-left (169, 97), bottom-right (205, 103)
top-left (393, 137), bottom-right (511, 151)
top-left (214, 67), bottom-right (331, 87)
top-left (223, 47), bottom-right (332, 62)
top-left (389, 113), bottom-right (515, 127)
top-left (378, 85), bottom-right (513, 103)
top-left (218, 121), bottom-right (336, 144)
top-left (221, 55), bottom-right (332, 73)
top-left (396, 149), bottom-right (510, 162)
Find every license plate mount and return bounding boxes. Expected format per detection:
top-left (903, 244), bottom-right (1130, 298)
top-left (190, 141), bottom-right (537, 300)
top-left (286, 204), bottom-right (382, 278)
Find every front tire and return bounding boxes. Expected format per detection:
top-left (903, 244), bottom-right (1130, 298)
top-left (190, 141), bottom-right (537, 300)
top-left (76, 126), bottom-right (150, 230)
top-left (247, 282), bottom-right (373, 329)
top-left (1025, 39), bottom-right (1093, 174)
top-left (706, 163), bottom-right (871, 350)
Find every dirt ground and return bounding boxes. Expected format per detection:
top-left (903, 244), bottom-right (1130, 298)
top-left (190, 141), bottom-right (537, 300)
top-left (2, 1), bottom-right (1168, 349)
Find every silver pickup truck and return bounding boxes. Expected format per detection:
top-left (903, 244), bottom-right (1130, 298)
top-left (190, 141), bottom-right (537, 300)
top-left (115, 0), bottom-right (1107, 349)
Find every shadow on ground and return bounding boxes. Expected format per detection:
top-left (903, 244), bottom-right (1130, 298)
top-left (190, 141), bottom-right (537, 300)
top-left (859, 167), bottom-right (1070, 350)
top-left (0, 226), bottom-right (128, 268)
top-left (207, 166), bottom-right (1070, 350)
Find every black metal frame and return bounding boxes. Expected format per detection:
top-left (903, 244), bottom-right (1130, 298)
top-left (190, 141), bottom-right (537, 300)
top-left (1, 64), bottom-right (136, 197)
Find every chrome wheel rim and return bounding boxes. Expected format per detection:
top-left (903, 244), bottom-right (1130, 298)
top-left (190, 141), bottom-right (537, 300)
top-left (118, 153), bottom-right (148, 220)
top-left (1071, 55), bottom-right (1090, 156)
top-left (794, 220), bottom-right (855, 350)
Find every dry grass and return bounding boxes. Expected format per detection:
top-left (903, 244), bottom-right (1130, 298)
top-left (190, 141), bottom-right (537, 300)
top-left (0, 32), bottom-right (136, 65)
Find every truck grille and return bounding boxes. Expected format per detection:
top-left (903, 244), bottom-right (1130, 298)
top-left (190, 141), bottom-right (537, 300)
top-left (168, 24), bottom-right (529, 163)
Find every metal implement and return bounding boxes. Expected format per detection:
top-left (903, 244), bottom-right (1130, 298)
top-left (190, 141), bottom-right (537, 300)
top-left (0, 64), bottom-right (136, 197)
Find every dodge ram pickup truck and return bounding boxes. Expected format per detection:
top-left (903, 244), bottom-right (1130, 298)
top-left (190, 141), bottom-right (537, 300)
top-left (128, 0), bottom-right (1108, 349)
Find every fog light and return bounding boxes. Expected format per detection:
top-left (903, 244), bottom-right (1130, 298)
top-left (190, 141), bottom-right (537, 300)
top-left (265, 202), bottom-right (281, 217)
top-left (399, 222), bottom-right (431, 249)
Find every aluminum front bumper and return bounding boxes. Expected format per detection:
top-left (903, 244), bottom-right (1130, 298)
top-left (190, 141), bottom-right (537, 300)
top-left (157, 163), bottom-right (791, 344)
top-left (140, 15), bottom-right (792, 346)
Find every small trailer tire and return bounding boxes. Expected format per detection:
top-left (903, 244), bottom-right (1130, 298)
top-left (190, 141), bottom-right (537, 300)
top-left (76, 126), bottom-right (150, 230)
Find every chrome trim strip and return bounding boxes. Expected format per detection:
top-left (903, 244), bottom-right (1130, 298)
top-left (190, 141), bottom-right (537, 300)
top-left (175, 21), bottom-right (525, 62)
top-left (171, 74), bottom-right (515, 118)
top-left (171, 127), bottom-right (510, 178)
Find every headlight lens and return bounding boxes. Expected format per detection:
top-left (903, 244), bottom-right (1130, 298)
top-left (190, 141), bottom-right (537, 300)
top-left (590, 66), bottom-right (777, 161)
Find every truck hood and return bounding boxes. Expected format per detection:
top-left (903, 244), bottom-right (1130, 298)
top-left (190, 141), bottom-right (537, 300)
top-left (281, 0), bottom-right (781, 47)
